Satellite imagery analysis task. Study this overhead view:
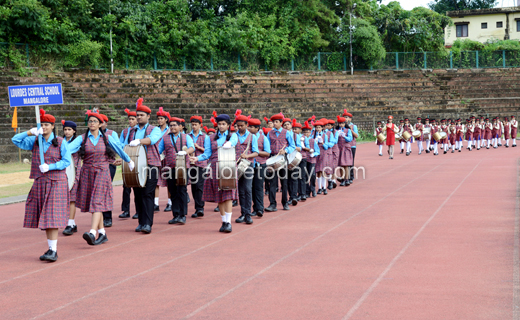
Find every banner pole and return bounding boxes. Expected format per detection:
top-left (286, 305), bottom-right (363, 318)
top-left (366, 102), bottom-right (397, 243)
top-left (35, 105), bottom-right (44, 165)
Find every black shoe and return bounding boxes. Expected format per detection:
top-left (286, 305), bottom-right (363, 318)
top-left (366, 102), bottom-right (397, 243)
top-left (94, 233), bottom-right (108, 245)
top-left (214, 206), bottom-right (220, 212)
top-left (62, 225), bottom-right (77, 236)
top-left (283, 204), bottom-right (290, 210)
top-left (82, 232), bottom-right (96, 246)
top-left (176, 216), bottom-right (186, 225)
top-left (119, 211), bottom-right (130, 218)
top-left (235, 215), bottom-right (245, 223)
top-left (245, 215), bottom-right (253, 224)
top-left (323, 188), bottom-right (328, 195)
top-left (444, 151), bottom-right (447, 154)
top-left (340, 181), bottom-right (346, 186)
top-left (317, 188), bottom-right (323, 195)
top-left (196, 210), bottom-right (204, 217)
top-left (300, 195), bottom-right (307, 201)
top-left (406, 152), bottom-right (410, 156)
top-left (332, 181), bottom-right (337, 189)
top-left (221, 222), bottom-right (232, 233)
top-left (103, 219), bottom-right (112, 228)
top-left (265, 205), bottom-right (278, 212)
top-left (187, 195), bottom-right (191, 203)
top-left (345, 180), bottom-right (351, 186)
top-left (312, 191), bottom-right (317, 197)
top-left (141, 225), bottom-right (152, 234)
top-left (154, 205), bottom-right (160, 211)
top-left (164, 204), bottom-right (172, 212)
top-left (135, 225), bottom-right (143, 232)
top-left (426, 150), bottom-right (430, 153)
top-left (39, 249), bottom-right (58, 262)
top-left (250, 211), bottom-right (257, 216)
top-left (168, 216), bottom-right (179, 224)
top-left (459, 149), bottom-right (461, 152)
top-left (132, 213), bottom-right (139, 219)
top-left (232, 200), bottom-right (238, 207)
top-left (257, 211), bottom-right (264, 218)
top-left (291, 198), bottom-right (298, 206)
top-left (451, 150), bottom-right (455, 153)
top-left (477, 148), bottom-right (480, 150)
top-left (327, 181), bottom-right (333, 190)
top-left (191, 212), bottom-right (199, 218)
top-left (295, 196), bottom-right (301, 201)
top-left (219, 222), bottom-right (227, 232)
top-left (400, 149), bottom-right (404, 154)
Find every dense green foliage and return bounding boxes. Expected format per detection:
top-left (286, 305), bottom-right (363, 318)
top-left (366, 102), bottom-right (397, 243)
top-left (0, 0), bottom-right (487, 71)
top-left (428, 0), bottom-right (496, 15)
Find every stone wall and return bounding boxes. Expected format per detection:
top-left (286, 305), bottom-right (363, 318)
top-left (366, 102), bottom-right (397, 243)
top-left (1, 68), bottom-right (519, 162)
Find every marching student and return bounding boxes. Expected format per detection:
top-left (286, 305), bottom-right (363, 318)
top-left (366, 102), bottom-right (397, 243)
top-left (119, 108), bottom-right (139, 219)
top-left (430, 119), bottom-right (439, 155)
top-left (415, 117), bottom-right (424, 155)
top-left (344, 112), bottom-right (358, 185)
top-left (374, 121), bottom-right (384, 156)
top-left (423, 118), bottom-right (432, 153)
top-left (264, 112), bottom-right (296, 211)
top-left (314, 120), bottom-right (331, 195)
top-left (187, 115), bottom-right (211, 218)
top-left (473, 117), bottom-right (482, 150)
top-left (336, 116), bottom-right (353, 186)
top-left (485, 118), bottom-right (492, 149)
top-left (189, 112), bottom-right (239, 233)
top-left (248, 118), bottom-right (271, 218)
top-left (398, 119), bottom-right (405, 154)
top-left (12, 110), bottom-right (71, 262)
top-left (62, 120), bottom-right (81, 236)
top-left (498, 117), bottom-right (504, 146)
top-left (158, 117), bottom-right (195, 225)
top-left (385, 116), bottom-right (398, 159)
top-left (302, 121), bottom-right (319, 196)
top-left (440, 119), bottom-right (449, 154)
top-left (234, 112), bottom-right (259, 224)
top-left (282, 118), bottom-right (300, 202)
top-left (455, 119), bottom-right (464, 152)
top-left (449, 120), bottom-right (457, 153)
top-left (504, 117), bottom-right (511, 148)
top-left (325, 119), bottom-right (339, 189)
top-left (466, 119), bottom-right (474, 151)
top-left (156, 107), bottom-right (171, 212)
top-left (292, 121), bottom-right (307, 201)
top-left (126, 98), bottom-right (163, 234)
top-left (403, 118), bottom-right (413, 156)
top-left (67, 110), bottom-right (133, 246)
top-left (511, 115), bottom-right (518, 147)
top-left (98, 113), bottom-right (118, 228)
top-left (493, 117), bottom-right (500, 148)
top-left (263, 117), bottom-right (273, 196)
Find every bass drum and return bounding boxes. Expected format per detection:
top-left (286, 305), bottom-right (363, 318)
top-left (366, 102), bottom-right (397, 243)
top-left (287, 151), bottom-right (302, 170)
top-left (217, 146), bottom-right (237, 190)
top-left (122, 145), bottom-right (148, 188)
top-left (66, 163), bottom-right (75, 191)
top-left (175, 154), bottom-right (187, 186)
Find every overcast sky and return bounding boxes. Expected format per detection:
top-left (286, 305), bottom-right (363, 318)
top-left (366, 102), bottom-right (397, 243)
top-left (380, 0), bottom-right (513, 11)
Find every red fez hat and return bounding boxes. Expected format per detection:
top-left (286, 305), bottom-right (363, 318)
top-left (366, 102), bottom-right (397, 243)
top-left (124, 108), bottom-right (137, 117)
top-left (136, 97), bottom-right (151, 114)
top-left (39, 109), bottom-right (55, 123)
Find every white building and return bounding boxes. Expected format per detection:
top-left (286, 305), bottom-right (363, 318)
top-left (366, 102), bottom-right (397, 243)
top-left (445, 7), bottom-right (520, 47)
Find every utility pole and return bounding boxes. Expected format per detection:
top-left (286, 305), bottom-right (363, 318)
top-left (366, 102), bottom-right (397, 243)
top-left (349, 3), bottom-right (357, 76)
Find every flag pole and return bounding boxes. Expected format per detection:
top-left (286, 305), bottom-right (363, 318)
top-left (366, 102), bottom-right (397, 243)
top-left (34, 105), bottom-right (44, 165)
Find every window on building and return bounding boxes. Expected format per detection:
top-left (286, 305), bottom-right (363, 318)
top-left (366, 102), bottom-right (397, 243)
top-left (497, 21), bottom-right (503, 28)
top-left (482, 23), bottom-right (487, 29)
top-left (517, 20), bottom-right (520, 32)
top-left (456, 24), bottom-right (468, 37)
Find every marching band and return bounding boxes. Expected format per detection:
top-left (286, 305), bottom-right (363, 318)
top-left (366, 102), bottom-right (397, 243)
top-left (375, 115), bottom-right (517, 159)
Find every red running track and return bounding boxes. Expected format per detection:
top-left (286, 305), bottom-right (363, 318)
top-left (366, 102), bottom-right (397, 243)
top-left (0, 143), bottom-right (519, 319)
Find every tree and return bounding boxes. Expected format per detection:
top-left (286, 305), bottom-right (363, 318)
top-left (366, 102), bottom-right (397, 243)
top-left (428, 0), bottom-right (497, 15)
top-left (339, 17), bottom-right (386, 68)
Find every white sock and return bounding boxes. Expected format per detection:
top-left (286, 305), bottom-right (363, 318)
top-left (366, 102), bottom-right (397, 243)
top-left (68, 219), bottom-right (75, 227)
top-left (89, 229), bottom-right (97, 237)
top-left (514, 138), bottom-right (517, 145)
top-left (499, 138), bottom-right (502, 144)
top-left (225, 212), bottom-right (232, 223)
top-left (221, 214), bottom-right (226, 222)
top-left (98, 228), bottom-right (106, 235)
top-left (47, 239), bottom-right (57, 252)
top-left (379, 145), bottom-right (383, 154)
top-left (167, 198), bottom-right (172, 205)
top-left (154, 197), bottom-right (159, 206)
top-left (507, 139), bottom-right (510, 146)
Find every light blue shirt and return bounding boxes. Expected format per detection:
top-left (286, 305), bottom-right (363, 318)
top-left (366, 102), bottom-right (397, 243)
top-left (189, 130), bottom-right (211, 155)
top-left (197, 130), bottom-right (238, 162)
top-left (340, 127), bottom-right (353, 143)
top-left (237, 130), bottom-right (259, 154)
top-left (302, 136), bottom-right (320, 157)
top-left (67, 130), bottom-right (131, 163)
top-left (350, 124), bottom-right (358, 148)
top-left (315, 131), bottom-right (329, 150)
top-left (120, 127), bottom-right (132, 145)
top-left (125, 123), bottom-right (163, 146)
top-left (12, 132), bottom-right (71, 171)
top-left (105, 128), bottom-right (119, 141)
top-left (267, 127), bottom-right (296, 154)
top-left (254, 132), bottom-right (271, 154)
top-left (158, 133), bottom-right (195, 154)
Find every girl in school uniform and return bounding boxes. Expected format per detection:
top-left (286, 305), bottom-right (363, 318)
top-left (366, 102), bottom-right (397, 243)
top-left (67, 111), bottom-right (134, 246)
top-left (313, 120), bottom-right (330, 195)
top-left (61, 120), bottom-right (81, 236)
top-left (189, 113), bottom-right (238, 233)
top-left (12, 109), bottom-right (71, 262)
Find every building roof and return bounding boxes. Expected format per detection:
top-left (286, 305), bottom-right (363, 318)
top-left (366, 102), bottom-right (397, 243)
top-left (447, 6), bottom-right (520, 17)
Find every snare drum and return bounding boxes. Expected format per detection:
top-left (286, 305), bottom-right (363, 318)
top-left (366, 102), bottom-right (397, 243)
top-left (266, 154), bottom-right (286, 170)
top-left (217, 146), bottom-right (237, 190)
top-left (123, 145), bottom-right (148, 188)
top-left (432, 132), bottom-right (442, 142)
top-left (402, 131), bottom-right (412, 141)
top-left (423, 127), bottom-right (431, 139)
top-left (395, 132), bottom-right (402, 140)
top-left (237, 158), bottom-right (252, 180)
top-left (412, 130), bottom-right (421, 138)
top-left (439, 132), bottom-right (448, 140)
top-left (377, 133), bottom-right (386, 143)
top-left (66, 163), bottom-right (75, 191)
top-left (175, 154), bottom-right (187, 186)
top-left (287, 151), bottom-right (302, 170)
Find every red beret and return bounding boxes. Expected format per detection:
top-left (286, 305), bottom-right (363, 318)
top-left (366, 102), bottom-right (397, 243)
top-left (303, 121), bottom-right (312, 130)
top-left (156, 107), bottom-right (168, 118)
top-left (124, 108), bottom-right (136, 117)
top-left (336, 116), bottom-right (346, 123)
top-left (235, 115), bottom-right (250, 123)
top-left (264, 117), bottom-right (272, 124)
top-left (170, 117), bottom-right (183, 123)
top-left (85, 110), bottom-right (103, 123)
top-left (293, 122), bottom-right (302, 128)
top-left (314, 120), bottom-right (325, 127)
top-left (388, 115), bottom-right (393, 120)
top-left (136, 97), bottom-right (151, 114)
top-left (283, 118), bottom-right (292, 124)
top-left (190, 115), bottom-right (203, 123)
top-left (100, 113), bottom-right (109, 123)
top-left (39, 109), bottom-right (55, 123)
top-left (270, 112), bottom-right (284, 121)
top-left (262, 127), bottom-right (272, 135)
top-left (248, 118), bottom-right (261, 126)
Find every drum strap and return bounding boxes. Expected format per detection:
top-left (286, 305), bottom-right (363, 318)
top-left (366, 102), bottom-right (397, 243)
top-left (170, 133), bottom-right (183, 153)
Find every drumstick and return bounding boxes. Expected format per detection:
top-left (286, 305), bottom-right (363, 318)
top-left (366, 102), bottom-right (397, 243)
top-left (277, 143), bottom-right (287, 155)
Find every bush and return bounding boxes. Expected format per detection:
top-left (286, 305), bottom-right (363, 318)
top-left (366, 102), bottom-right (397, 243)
top-left (64, 40), bottom-right (103, 68)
